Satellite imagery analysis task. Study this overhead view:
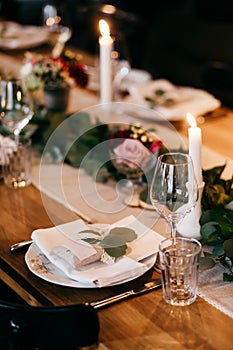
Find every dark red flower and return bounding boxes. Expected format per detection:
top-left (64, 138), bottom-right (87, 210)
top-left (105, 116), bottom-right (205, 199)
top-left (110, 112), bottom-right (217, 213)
top-left (149, 140), bottom-right (163, 153)
top-left (69, 63), bottom-right (89, 88)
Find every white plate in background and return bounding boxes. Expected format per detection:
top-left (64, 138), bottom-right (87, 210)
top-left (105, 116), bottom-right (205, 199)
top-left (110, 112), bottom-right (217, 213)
top-left (127, 79), bottom-right (221, 121)
top-left (0, 21), bottom-right (49, 50)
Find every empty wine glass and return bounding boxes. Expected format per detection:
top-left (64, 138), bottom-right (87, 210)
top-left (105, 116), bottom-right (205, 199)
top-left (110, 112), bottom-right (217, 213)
top-left (0, 79), bottom-right (34, 144)
top-left (42, 3), bottom-right (72, 57)
top-left (150, 152), bottom-right (198, 241)
top-left (111, 138), bottom-right (157, 207)
top-left (111, 32), bottom-right (131, 100)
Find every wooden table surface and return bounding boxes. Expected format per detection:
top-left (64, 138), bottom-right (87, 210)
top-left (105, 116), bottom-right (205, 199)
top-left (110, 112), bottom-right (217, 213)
top-left (0, 45), bottom-right (233, 349)
top-left (0, 106), bottom-right (233, 349)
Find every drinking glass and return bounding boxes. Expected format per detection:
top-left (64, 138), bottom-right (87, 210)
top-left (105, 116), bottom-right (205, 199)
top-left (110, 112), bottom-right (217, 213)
top-left (112, 140), bottom-right (157, 207)
top-left (1, 136), bottom-right (31, 189)
top-left (42, 3), bottom-right (72, 57)
top-left (150, 152), bottom-right (198, 241)
top-left (111, 32), bottom-right (131, 100)
top-left (0, 79), bottom-right (34, 144)
top-left (159, 237), bottom-right (202, 306)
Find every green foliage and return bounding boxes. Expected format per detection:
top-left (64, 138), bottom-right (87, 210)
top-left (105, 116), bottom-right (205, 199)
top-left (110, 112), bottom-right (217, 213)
top-left (99, 227), bottom-right (137, 258)
top-left (202, 164), bottom-right (233, 210)
top-left (80, 227), bottom-right (137, 259)
top-left (200, 164), bottom-right (233, 280)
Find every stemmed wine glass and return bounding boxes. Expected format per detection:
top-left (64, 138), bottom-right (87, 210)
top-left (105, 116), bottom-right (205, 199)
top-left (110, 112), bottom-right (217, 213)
top-left (150, 152), bottom-right (198, 241)
top-left (111, 32), bottom-right (131, 100)
top-left (111, 138), bottom-right (157, 207)
top-left (0, 79), bottom-right (34, 144)
top-left (42, 3), bottom-right (72, 57)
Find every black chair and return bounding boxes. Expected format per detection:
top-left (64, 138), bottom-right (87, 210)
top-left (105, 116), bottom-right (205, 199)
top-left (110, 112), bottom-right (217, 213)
top-left (0, 300), bottom-right (100, 350)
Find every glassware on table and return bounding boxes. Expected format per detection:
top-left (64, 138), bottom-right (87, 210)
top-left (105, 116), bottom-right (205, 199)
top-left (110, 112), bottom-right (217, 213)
top-left (42, 3), bottom-right (72, 57)
top-left (111, 139), bottom-right (157, 207)
top-left (0, 79), bottom-right (34, 145)
top-left (112, 60), bottom-right (131, 100)
top-left (159, 237), bottom-right (202, 306)
top-left (1, 135), bottom-right (32, 188)
top-left (111, 32), bottom-right (131, 100)
top-left (150, 152), bottom-right (198, 241)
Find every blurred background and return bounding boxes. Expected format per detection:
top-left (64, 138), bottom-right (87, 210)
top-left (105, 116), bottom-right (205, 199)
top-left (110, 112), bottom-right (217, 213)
top-left (1, 0), bottom-right (233, 106)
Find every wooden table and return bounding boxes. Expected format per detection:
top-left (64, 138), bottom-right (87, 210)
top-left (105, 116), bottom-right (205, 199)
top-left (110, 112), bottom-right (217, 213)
top-left (1, 106), bottom-right (233, 349)
top-left (1, 40), bottom-right (233, 349)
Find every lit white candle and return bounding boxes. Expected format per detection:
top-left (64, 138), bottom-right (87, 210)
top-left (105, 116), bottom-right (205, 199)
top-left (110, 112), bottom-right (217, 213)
top-left (99, 19), bottom-right (113, 103)
top-left (187, 113), bottom-right (203, 186)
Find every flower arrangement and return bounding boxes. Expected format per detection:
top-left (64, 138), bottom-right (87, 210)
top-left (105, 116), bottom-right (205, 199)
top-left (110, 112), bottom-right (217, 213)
top-left (108, 124), bottom-right (163, 176)
top-left (49, 115), bottom-right (164, 183)
top-left (20, 51), bottom-right (89, 93)
top-left (108, 124), bottom-right (163, 154)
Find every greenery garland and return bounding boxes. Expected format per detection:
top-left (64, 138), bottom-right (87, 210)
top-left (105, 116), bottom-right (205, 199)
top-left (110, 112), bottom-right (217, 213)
top-left (200, 165), bottom-right (233, 281)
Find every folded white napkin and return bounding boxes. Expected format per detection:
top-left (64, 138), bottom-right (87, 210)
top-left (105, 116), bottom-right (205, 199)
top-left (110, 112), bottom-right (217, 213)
top-left (127, 79), bottom-right (221, 120)
top-left (31, 215), bottom-right (164, 287)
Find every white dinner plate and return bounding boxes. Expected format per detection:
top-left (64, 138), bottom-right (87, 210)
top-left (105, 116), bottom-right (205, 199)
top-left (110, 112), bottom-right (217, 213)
top-left (126, 79), bottom-right (221, 121)
top-left (120, 69), bottom-right (152, 91)
top-left (0, 21), bottom-right (49, 50)
top-left (25, 243), bottom-right (156, 288)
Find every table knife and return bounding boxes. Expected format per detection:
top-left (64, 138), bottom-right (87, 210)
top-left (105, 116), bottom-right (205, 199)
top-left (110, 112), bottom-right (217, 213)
top-left (87, 279), bottom-right (162, 309)
top-left (10, 240), bottom-right (33, 253)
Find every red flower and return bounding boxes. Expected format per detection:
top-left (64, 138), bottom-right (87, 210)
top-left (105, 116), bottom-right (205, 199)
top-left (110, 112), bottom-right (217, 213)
top-left (69, 63), bottom-right (89, 88)
top-left (149, 140), bottom-right (163, 153)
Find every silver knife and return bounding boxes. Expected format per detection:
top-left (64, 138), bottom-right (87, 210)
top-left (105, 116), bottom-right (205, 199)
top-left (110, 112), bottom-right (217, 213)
top-left (87, 279), bottom-right (162, 309)
top-left (10, 240), bottom-right (33, 253)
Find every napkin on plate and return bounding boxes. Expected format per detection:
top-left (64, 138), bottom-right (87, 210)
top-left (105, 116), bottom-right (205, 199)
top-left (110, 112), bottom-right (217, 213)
top-left (31, 215), bottom-right (164, 287)
top-left (127, 79), bottom-right (221, 120)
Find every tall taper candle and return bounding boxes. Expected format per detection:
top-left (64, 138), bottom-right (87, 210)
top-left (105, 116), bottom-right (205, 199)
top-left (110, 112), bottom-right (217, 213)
top-left (187, 112), bottom-right (203, 186)
top-left (99, 19), bottom-right (113, 103)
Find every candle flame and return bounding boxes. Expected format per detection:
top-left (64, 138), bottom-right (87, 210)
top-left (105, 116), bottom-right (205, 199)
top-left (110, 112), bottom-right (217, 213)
top-left (99, 19), bottom-right (110, 37)
top-left (186, 112), bottom-right (197, 127)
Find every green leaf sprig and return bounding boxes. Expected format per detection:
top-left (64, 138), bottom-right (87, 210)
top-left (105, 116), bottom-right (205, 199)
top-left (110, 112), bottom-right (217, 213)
top-left (200, 164), bottom-right (233, 281)
top-left (79, 227), bottom-right (137, 259)
top-left (144, 89), bottom-right (175, 109)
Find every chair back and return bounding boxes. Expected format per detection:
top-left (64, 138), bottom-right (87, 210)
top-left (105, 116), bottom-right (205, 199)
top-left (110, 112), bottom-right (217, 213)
top-left (0, 300), bottom-right (99, 350)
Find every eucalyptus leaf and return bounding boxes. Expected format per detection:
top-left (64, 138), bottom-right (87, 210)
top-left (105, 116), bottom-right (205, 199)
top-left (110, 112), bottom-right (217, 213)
top-left (223, 238), bottom-right (233, 259)
top-left (220, 223), bottom-right (233, 239)
top-left (223, 273), bottom-right (233, 282)
top-left (200, 210), bottom-right (216, 225)
top-left (99, 235), bottom-right (126, 248)
top-left (104, 245), bottom-right (127, 258)
top-left (212, 243), bottom-right (224, 256)
top-left (78, 229), bottom-right (102, 244)
top-left (200, 256), bottom-right (216, 271)
top-left (99, 235), bottom-right (127, 257)
top-left (108, 227), bottom-right (137, 242)
top-left (82, 238), bottom-right (100, 244)
top-left (79, 230), bottom-right (102, 236)
top-left (200, 221), bottom-right (219, 243)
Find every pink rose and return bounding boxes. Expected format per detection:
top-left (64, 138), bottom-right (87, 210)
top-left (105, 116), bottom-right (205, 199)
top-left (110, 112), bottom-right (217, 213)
top-left (113, 139), bottom-right (152, 169)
